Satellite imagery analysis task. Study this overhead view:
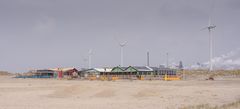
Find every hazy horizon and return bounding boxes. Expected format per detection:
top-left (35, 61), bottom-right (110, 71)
top-left (1, 0), bottom-right (240, 73)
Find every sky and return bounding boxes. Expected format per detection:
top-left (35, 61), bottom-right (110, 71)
top-left (0, 0), bottom-right (240, 72)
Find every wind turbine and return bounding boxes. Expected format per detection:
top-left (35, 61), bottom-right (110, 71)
top-left (88, 49), bottom-right (93, 69)
top-left (201, 2), bottom-right (216, 71)
top-left (207, 21), bottom-right (216, 71)
top-left (119, 41), bottom-right (127, 67)
top-left (83, 57), bottom-right (88, 69)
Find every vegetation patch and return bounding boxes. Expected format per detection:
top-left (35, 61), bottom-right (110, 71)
top-left (179, 99), bottom-right (240, 109)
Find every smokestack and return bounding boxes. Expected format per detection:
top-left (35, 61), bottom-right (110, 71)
top-left (147, 52), bottom-right (149, 66)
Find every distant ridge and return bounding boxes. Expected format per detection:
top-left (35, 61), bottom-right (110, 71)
top-left (0, 71), bottom-right (12, 75)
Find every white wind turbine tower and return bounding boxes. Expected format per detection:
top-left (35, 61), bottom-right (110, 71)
top-left (88, 49), bottom-right (93, 69)
top-left (83, 57), bottom-right (88, 68)
top-left (119, 41), bottom-right (127, 67)
top-left (202, 1), bottom-right (216, 71)
top-left (207, 21), bottom-right (216, 71)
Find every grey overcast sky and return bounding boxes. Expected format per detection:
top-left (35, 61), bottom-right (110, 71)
top-left (0, 0), bottom-right (240, 72)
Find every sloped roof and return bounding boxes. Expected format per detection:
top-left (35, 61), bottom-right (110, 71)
top-left (132, 66), bottom-right (153, 72)
top-left (79, 67), bottom-right (112, 73)
top-left (36, 70), bottom-right (55, 73)
top-left (85, 69), bottom-right (99, 73)
top-left (111, 66), bottom-right (125, 72)
top-left (49, 67), bottom-right (78, 72)
top-left (94, 68), bottom-right (112, 72)
top-left (113, 66), bottom-right (154, 72)
top-left (125, 66), bottom-right (138, 72)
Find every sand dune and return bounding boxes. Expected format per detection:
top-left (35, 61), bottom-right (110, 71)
top-left (0, 76), bottom-right (240, 109)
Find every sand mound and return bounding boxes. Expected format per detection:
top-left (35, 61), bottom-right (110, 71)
top-left (48, 85), bottom-right (90, 98)
top-left (93, 89), bottom-right (116, 98)
top-left (134, 89), bottom-right (160, 98)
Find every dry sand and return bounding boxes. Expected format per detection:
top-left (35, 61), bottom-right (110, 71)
top-left (0, 76), bottom-right (240, 109)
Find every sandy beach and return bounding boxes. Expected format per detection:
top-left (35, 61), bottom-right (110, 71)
top-left (0, 76), bottom-right (240, 109)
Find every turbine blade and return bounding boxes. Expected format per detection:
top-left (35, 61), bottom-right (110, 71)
top-left (200, 27), bottom-right (208, 31)
top-left (208, 0), bottom-right (215, 26)
top-left (208, 16), bottom-right (211, 26)
top-left (88, 49), bottom-right (93, 54)
top-left (123, 41), bottom-right (128, 45)
top-left (114, 33), bottom-right (121, 45)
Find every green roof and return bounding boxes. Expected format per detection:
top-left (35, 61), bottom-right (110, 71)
top-left (111, 66), bottom-right (124, 72)
top-left (125, 66), bottom-right (138, 72)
